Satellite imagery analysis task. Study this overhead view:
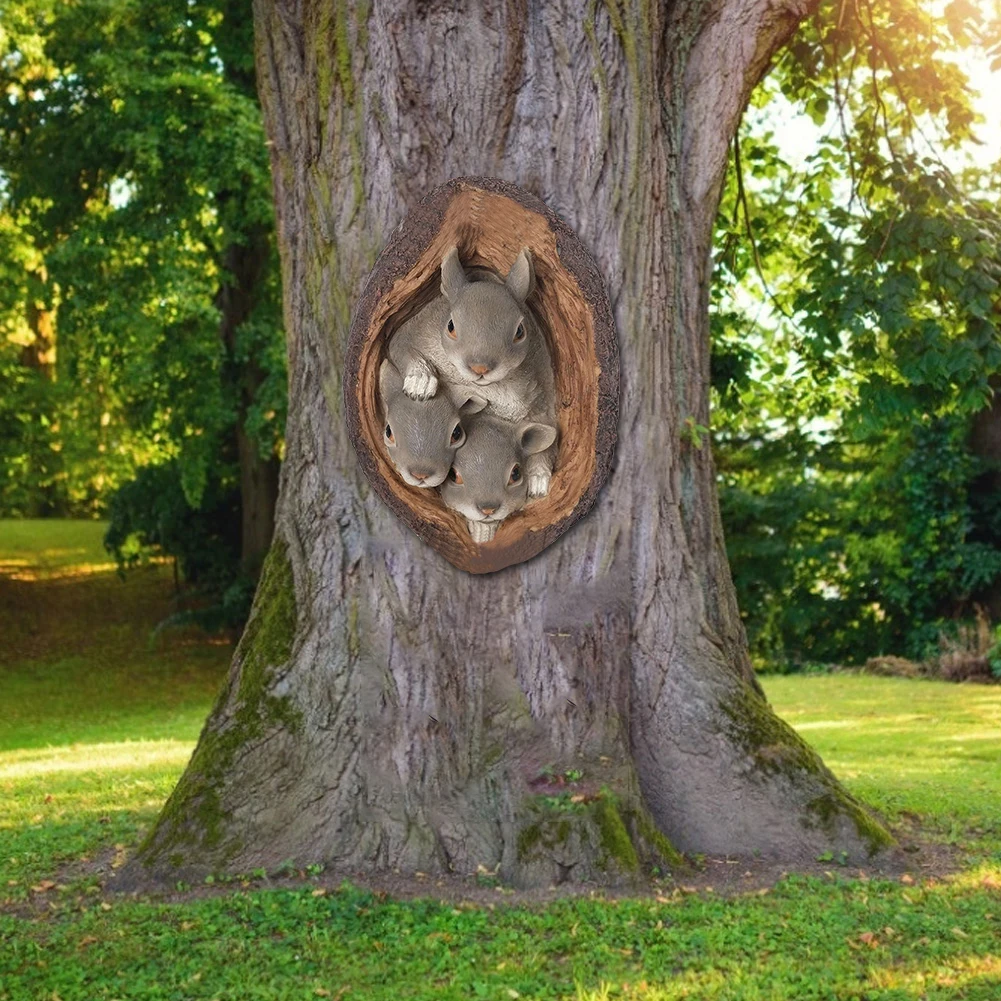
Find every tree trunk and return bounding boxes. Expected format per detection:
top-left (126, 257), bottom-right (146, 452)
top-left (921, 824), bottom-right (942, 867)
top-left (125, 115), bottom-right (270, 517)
top-left (20, 267), bottom-right (56, 379)
top-left (217, 234), bottom-right (280, 576)
top-left (20, 266), bottom-right (58, 517)
top-left (138, 0), bottom-right (891, 885)
top-left (970, 379), bottom-right (1001, 619)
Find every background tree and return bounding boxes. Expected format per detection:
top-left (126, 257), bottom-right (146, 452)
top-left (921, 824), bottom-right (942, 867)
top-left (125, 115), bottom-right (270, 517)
top-left (0, 0), bottom-right (285, 608)
top-left (711, 0), bottom-right (1001, 665)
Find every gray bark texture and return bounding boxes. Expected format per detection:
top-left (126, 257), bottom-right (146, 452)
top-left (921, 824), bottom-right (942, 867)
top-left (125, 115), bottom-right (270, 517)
top-left (138, 0), bottom-right (892, 886)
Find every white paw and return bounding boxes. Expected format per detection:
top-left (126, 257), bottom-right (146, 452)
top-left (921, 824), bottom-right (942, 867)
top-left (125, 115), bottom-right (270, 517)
top-left (527, 470), bottom-right (551, 499)
top-left (467, 520), bottom-right (498, 544)
top-left (403, 361), bottom-right (437, 400)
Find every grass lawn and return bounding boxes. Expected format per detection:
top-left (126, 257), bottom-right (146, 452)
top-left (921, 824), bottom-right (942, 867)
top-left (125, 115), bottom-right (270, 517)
top-left (2, 521), bottom-right (1000, 999)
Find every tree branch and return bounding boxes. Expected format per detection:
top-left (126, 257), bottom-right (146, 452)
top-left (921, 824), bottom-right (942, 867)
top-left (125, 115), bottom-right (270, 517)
top-left (680, 0), bottom-right (820, 216)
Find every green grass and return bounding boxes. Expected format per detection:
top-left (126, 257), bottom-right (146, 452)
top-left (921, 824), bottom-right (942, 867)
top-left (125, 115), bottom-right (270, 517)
top-left (0, 520), bottom-right (230, 893)
top-left (765, 675), bottom-right (1001, 845)
top-left (0, 651), bottom-right (226, 751)
top-left (0, 518), bottom-right (111, 573)
top-left (0, 519), bottom-right (229, 752)
top-left (2, 521), bottom-right (1000, 1000)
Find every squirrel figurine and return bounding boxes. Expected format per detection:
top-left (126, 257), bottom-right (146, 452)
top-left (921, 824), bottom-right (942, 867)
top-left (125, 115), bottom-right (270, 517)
top-left (378, 359), bottom-right (486, 488)
top-left (439, 413), bottom-right (557, 543)
top-left (386, 246), bottom-right (558, 499)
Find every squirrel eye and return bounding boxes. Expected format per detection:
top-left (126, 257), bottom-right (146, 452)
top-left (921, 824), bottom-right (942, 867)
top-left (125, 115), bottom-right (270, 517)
top-left (509, 464), bottom-right (522, 485)
top-left (514, 322), bottom-right (525, 342)
top-left (450, 423), bottom-right (463, 444)
top-left (446, 317), bottom-right (457, 339)
top-left (385, 424), bottom-right (394, 444)
top-left (448, 466), bottom-right (463, 485)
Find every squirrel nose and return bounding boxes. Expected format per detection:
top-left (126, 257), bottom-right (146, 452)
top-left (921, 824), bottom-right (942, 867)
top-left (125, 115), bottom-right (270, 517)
top-left (468, 363), bottom-right (491, 376)
top-left (410, 468), bottom-right (433, 482)
top-left (479, 503), bottom-right (499, 516)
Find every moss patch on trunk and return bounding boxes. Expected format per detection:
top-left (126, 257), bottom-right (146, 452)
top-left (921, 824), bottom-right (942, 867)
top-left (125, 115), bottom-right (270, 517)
top-left (139, 539), bottom-right (302, 868)
top-left (515, 787), bottom-right (682, 884)
top-left (722, 682), bottom-right (894, 856)
top-left (592, 793), bottom-right (639, 871)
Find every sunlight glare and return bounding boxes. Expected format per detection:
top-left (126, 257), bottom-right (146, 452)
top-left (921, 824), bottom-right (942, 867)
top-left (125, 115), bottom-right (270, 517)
top-left (0, 740), bottom-right (195, 780)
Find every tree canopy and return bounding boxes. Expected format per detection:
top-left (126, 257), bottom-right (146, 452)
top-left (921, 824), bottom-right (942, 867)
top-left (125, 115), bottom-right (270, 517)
top-left (0, 0), bottom-right (284, 617)
top-left (711, 0), bottom-right (1001, 663)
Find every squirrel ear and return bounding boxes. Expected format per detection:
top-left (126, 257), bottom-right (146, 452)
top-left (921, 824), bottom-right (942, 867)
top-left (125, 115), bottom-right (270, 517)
top-left (519, 422), bottom-right (557, 455)
top-left (440, 246), bottom-right (467, 302)
top-left (379, 359), bottom-right (402, 400)
top-left (505, 248), bottom-right (533, 302)
top-left (459, 394), bottom-right (488, 416)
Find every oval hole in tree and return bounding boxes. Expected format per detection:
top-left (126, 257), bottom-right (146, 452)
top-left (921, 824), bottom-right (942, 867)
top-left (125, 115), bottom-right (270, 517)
top-left (345, 176), bottom-right (619, 573)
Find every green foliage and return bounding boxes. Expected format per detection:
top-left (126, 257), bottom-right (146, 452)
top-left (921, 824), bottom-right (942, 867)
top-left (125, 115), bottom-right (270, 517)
top-left (103, 459), bottom-right (257, 629)
top-left (720, 416), bottom-right (1001, 665)
top-left (679, 416), bottom-right (711, 450)
top-left (712, 0), bottom-right (1001, 667)
top-left (0, 0), bottom-right (285, 604)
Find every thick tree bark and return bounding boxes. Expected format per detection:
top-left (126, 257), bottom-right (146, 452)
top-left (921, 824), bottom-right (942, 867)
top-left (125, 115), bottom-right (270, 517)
top-left (139, 0), bottom-right (890, 885)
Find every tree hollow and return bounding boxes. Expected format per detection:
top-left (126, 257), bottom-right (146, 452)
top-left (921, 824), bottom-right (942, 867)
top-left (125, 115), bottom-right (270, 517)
top-left (344, 176), bottom-right (619, 573)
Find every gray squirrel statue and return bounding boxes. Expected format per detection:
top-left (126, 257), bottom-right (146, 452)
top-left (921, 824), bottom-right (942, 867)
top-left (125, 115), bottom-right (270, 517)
top-left (379, 359), bottom-right (486, 489)
top-left (378, 246), bottom-right (559, 539)
top-left (440, 415), bottom-right (557, 543)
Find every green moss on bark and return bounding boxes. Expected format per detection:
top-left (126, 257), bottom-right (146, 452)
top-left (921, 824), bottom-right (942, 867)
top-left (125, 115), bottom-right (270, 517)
top-left (722, 682), bottom-right (893, 855)
top-left (592, 792), bottom-right (639, 871)
top-left (515, 786), bottom-right (682, 881)
top-left (516, 821), bottom-right (544, 859)
top-left (141, 539), bottom-right (302, 867)
top-left (721, 683), bottom-right (827, 779)
top-left (631, 807), bottom-right (685, 868)
top-left (805, 794), bottom-right (895, 856)
top-left (236, 537), bottom-right (301, 734)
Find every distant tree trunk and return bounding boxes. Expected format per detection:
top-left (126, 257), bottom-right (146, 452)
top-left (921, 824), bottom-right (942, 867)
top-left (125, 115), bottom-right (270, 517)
top-left (139, 0), bottom-right (890, 884)
top-left (21, 267), bottom-right (55, 378)
top-left (20, 266), bottom-right (57, 517)
top-left (213, 1), bottom-right (280, 578)
top-left (971, 378), bottom-right (1001, 619)
top-left (216, 232), bottom-right (280, 577)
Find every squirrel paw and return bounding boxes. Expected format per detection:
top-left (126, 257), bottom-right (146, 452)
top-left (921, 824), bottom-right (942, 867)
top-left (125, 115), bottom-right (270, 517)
top-left (527, 470), bottom-right (551, 500)
top-left (468, 520), bottom-right (498, 544)
top-left (403, 361), bottom-right (438, 400)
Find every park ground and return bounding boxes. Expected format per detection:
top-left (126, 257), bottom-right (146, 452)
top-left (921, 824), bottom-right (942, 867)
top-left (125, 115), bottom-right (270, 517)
top-left (1, 521), bottom-right (1000, 1000)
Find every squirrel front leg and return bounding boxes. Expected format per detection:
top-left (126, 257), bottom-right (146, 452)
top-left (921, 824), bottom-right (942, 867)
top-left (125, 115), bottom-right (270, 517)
top-left (525, 450), bottom-right (553, 500)
top-left (400, 355), bottom-right (438, 401)
top-left (387, 332), bottom-right (439, 401)
top-left (468, 520), bottom-right (499, 543)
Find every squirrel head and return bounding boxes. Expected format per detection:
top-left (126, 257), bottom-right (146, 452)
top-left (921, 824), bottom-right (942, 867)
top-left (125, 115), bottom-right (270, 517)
top-left (440, 414), bottom-right (556, 527)
top-left (379, 359), bottom-right (487, 488)
top-left (438, 246), bottom-right (535, 385)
